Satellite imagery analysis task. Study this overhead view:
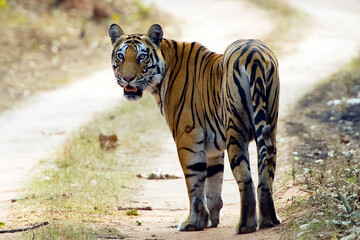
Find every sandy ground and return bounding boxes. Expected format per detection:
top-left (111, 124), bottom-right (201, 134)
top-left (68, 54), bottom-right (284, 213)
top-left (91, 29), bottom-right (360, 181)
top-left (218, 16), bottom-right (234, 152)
top-left (0, 0), bottom-right (360, 239)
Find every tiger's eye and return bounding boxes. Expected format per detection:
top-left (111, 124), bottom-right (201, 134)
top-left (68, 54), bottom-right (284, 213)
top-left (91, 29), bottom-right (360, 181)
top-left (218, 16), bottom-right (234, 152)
top-left (117, 52), bottom-right (124, 61)
top-left (138, 54), bottom-right (147, 61)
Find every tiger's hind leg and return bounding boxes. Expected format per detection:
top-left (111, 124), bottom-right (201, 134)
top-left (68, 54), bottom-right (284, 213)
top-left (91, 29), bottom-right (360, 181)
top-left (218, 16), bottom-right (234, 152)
top-left (247, 58), bottom-right (281, 229)
top-left (224, 64), bottom-right (257, 233)
top-left (205, 153), bottom-right (225, 227)
top-left (227, 139), bottom-right (257, 233)
top-left (257, 125), bottom-right (281, 228)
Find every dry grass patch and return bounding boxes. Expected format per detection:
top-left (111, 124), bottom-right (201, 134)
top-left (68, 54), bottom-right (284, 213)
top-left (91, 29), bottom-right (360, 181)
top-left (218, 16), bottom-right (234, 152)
top-left (283, 54), bottom-right (360, 239)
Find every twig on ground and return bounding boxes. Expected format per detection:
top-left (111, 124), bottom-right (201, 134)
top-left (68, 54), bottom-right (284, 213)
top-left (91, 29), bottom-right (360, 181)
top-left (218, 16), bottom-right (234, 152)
top-left (117, 206), bottom-right (152, 211)
top-left (0, 222), bottom-right (49, 234)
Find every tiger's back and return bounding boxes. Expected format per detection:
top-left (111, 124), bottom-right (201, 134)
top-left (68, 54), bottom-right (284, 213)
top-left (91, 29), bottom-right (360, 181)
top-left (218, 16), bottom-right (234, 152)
top-left (109, 24), bottom-right (280, 233)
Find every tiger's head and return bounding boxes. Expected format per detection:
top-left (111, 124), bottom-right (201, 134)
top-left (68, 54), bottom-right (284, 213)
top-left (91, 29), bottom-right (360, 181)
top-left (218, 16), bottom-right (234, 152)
top-left (109, 24), bottom-right (165, 101)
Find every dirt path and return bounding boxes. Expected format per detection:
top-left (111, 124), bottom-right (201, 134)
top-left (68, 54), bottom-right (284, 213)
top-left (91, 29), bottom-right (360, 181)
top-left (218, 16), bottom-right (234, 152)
top-left (116, 0), bottom-right (360, 239)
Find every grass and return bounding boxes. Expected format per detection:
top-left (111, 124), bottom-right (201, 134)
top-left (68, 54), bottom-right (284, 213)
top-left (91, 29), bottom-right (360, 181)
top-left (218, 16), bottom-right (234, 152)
top-left (283, 54), bottom-right (360, 239)
top-left (22, 223), bottom-right (125, 240)
top-left (7, 93), bottom-right (168, 239)
top-left (285, 158), bottom-right (360, 239)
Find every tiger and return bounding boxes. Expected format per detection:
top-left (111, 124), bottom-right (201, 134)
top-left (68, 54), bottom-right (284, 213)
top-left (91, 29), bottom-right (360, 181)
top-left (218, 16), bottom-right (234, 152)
top-left (108, 23), bottom-right (281, 233)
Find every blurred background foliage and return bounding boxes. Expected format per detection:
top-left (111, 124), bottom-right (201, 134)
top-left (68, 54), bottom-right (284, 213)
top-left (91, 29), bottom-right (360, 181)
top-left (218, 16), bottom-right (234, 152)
top-left (0, 0), bottom-right (161, 111)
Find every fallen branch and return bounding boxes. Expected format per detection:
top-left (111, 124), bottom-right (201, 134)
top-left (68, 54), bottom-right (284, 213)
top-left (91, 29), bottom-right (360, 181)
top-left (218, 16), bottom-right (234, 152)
top-left (93, 234), bottom-right (125, 239)
top-left (136, 169), bottom-right (181, 180)
top-left (117, 206), bottom-right (152, 211)
top-left (0, 222), bottom-right (49, 234)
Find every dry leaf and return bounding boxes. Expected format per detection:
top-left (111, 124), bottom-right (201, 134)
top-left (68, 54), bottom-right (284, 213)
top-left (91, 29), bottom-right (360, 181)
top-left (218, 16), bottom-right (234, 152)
top-left (98, 133), bottom-right (118, 150)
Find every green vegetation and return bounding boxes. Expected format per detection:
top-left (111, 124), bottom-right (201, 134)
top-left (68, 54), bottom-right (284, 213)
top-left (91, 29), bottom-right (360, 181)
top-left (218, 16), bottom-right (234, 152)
top-left (284, 55), bottom-right (360, 239)
top-left (10, 93), bottom-right (168, 238)
top-left (125, 209), bottom-right (139, 216)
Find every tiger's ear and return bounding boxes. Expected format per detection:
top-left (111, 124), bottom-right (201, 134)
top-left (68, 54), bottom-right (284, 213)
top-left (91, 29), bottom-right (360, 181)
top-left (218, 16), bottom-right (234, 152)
top-left (109, 24), bottom-right (124, 44)
top-left (147, 24), bottom-right (163, 47)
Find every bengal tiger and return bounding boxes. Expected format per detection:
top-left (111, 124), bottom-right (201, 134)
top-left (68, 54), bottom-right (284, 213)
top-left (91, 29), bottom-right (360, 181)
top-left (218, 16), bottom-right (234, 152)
top-left (108, 23), bottom-right (281, 233)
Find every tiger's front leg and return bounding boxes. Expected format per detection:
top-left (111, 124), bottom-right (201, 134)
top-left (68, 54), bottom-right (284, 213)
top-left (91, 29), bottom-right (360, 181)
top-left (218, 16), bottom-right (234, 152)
top-left (177, 141), bottom-right (209, 231)
top-left (205, 153), bottom-right (225, 228)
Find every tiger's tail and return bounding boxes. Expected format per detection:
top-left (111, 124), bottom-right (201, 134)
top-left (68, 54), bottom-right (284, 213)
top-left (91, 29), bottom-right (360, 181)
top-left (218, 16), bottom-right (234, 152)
top-left (262, 125), bottom-right (275, 167)
top-left (240, 65), bottom-right (274, 167)
top-left (239, 65), bottom-right (255, 135)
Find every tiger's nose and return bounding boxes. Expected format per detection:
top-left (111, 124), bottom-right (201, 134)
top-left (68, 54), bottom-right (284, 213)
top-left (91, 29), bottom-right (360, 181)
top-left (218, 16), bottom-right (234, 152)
top-left (123, 76), bottom-right (135, 82)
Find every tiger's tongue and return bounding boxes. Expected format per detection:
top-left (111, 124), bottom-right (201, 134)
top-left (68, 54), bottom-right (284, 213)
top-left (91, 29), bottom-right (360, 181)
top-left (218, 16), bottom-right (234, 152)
top-left (125, 86), bottom-right (138, 93)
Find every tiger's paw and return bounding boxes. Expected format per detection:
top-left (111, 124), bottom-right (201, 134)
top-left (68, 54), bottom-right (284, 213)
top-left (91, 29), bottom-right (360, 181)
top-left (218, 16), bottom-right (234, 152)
top-left (206, 197), bottom-right (223, 228)
top-left (178, 199), bottom-right (209, 231)
top-left (178, 221), bottom-right (202, 231)
top-left (258, 187), bottom-right (281, 229)
top-left (178, 214), bottom-right (209, 231)
top-left (236, 219), bottom-right (257, 234)
top-left (207, 216), bottom-right (220, 228)
top-left (259, 216), bottom-right (281, 229)
top-left (236, 180), bottom-right (257, 234)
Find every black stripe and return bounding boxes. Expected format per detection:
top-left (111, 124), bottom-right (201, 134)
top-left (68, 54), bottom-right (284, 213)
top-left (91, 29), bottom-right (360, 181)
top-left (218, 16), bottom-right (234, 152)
top-left (167, 40), bottom-right (180, 91)
top-left (185, 174), bottom-right (197, 178)
top-left (195, 108), bottom-right (205, 128)
top-left (227, 117), bottom-right (248, 142)
top-left (267, 146), bottom-right (275, 154)
top-left (187, 162), bottom-right (207, 172)
top-left (259, 163), bottom-right (265, 174)
top-left (230, 155), bottom-right (248, 170)
top-left (227, 136), bottom-right (247, 153)
top-left (207, 164), bottom-right (224, 178)
top-left (178, 147), bottom-right (200, 154)
top-left (245, 49), bottom-right (257, 69)
top-left (174, 42), bottom-right (195, 136)
top-left (269, 170), bottom-right (275, 179)
top-left (238, 41), bottom-right (252, 60)
top-left (224, 41), bottom-right (249, 76)
top-left (153, 49), bottom-right (159, 62)
top-left (204, 112), bottom-right (221, 150)
top-left (237, 178), bottom-right (253, 185)
top-left (255, 110), bottom-right (266, 126)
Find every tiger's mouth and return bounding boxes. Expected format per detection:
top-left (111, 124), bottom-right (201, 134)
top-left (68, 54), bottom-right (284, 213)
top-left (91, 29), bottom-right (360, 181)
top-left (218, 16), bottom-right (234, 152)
top-left (123, 86), bottom-right (143, 101)
top-left (124, 86), bottom-right (138, 93)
